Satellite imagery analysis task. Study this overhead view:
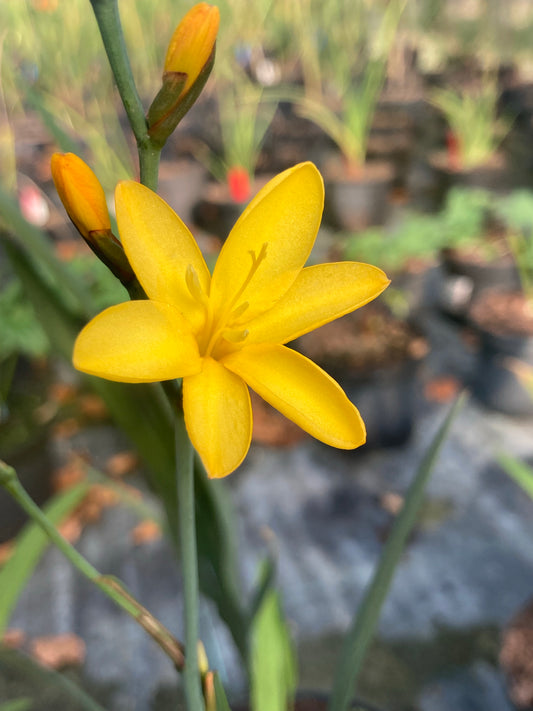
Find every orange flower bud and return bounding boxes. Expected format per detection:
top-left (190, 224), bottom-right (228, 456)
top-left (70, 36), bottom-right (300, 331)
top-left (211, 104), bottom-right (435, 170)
top-left (164, 3), bottom-right (220, 99)
top-left (51, 153), bottom-right (111, 239)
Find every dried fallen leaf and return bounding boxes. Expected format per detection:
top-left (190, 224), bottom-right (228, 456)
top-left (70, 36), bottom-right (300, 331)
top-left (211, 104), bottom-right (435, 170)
top-left (2, 629), bottom-right (26, 649)
top-left (105, 451), bottom-right (138, 477)
top-left (131, 519), bottom-right (162, 546)
top-left (51, 418), bottom-right (80, 439)
top-left (76, 484), bottom-right (119, 524)
top-left (424, 375), bottom-right (461, 403)
top-left (79, 394), bottom-right (108, 419)
top-left (57, 515), bottom-right (83, 545)
top-left (30, 633), bottom-right (86, 669)
top-left (52, 457), bottom-right (86, 492)
top-left (380, 492), bottom-right (404, 515)
top-left (48, 382), bottom-right (77, 404)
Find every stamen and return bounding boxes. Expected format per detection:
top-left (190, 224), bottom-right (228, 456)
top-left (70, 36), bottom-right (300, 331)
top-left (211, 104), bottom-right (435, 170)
top-left (203, 243), bottom-right (268, 357)
top-left (186, 264), bottom-right (208, 305)
top-left (222, 328), bottom-right (249, 343)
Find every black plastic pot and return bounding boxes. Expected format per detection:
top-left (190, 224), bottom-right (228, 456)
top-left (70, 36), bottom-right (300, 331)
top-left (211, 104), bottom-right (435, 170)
top-left (470, 328), bottom-right (533, 417)
top-left (392, 262), bottom-right (446, 317)
top-left (423, 151), bottom-right (514, 212)
top-left (339, 357), bottom-right (422, 449)
top-left (439, 248), bottom-right (521, 319)
top-left (323, 160), bottom-right (395, 231)
top-left (294, 306), bottom-right (428, 449)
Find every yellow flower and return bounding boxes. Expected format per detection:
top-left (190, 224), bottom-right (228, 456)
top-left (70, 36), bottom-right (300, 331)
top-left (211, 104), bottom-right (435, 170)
top-left (164, 2), bottom-right (220, 99)
top-left (51, 153), bottom-right (111, 239)
top-left (73, 163), bottom-right (389, 478)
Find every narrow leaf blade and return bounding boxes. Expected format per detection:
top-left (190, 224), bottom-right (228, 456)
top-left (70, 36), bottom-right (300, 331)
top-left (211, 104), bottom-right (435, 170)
top-left (329, 394), bottom-right (466, 711)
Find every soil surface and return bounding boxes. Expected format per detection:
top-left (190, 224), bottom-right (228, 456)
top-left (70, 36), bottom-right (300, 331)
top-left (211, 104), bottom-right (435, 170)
top-left (469, 290), bottom-right (533, 336)
top-left (295, 304), bottom-right (428, 372)
top-left (500, 597), bottom-right (533, 709)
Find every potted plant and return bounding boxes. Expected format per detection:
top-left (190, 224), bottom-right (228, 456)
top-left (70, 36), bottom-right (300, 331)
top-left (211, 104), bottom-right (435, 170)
top-left (342, 211), bottom-right (444, 318)
top-left (272, 0), bottom-right (406, 230)
top-left (192, 66), bottom-right (278, 240)
top-left (426, 78), bottom-right (512, 209)
top-left (437, 186), bottom-right (520, 316)
top-left (466, 190), bottom-right (533, 416)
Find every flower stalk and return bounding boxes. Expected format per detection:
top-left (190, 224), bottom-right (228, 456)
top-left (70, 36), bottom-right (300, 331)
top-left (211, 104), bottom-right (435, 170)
top-left (175, 412), bottom-right (205, 711)
top-left (0, 459), bottom-right (185, 670)
top-left (89, 0), bottom-right (161, 191)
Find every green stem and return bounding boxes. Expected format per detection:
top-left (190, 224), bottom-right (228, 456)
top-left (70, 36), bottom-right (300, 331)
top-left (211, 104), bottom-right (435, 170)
top-left (175, 413), bottom-right (205, 711)
top-left (0, 459), bottom-right (185, 670)
top-left (139, 143), bottom-right (162, 192)
top-left (89, 0), bottom-right (161, 192)
top-left (89, 0), bottom-right (148, 145)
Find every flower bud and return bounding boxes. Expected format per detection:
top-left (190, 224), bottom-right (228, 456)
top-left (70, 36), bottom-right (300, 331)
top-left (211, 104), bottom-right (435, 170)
top-left (51, 152), bottom-right (111, 239)
top-left (164, 3), bottom-right (220, 97)
top-left (147, 3), bottom-right (219, 146)
top-left (51, 153), bottom-right (138, 290)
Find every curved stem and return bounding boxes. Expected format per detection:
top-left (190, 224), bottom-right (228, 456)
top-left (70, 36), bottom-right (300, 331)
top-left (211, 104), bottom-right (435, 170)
top-left (0, 459), bottom-right (185, 670)
top-left (175, 414), bottom-right (205, 711)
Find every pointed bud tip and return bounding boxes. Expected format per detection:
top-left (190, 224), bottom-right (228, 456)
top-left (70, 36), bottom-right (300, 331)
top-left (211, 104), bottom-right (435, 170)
top-left (164, 3), bottom-right (220, 94)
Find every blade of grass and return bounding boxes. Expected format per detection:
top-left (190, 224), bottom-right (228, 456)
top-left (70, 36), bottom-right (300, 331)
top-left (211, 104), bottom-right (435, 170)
top-left (250, 586), bottom-right (297, 711)
top-left (497, 454), bottom-right (533, 500)
top-left (0, 482), bottom-right (90, 636)
top-left (213, 671), bottom-right (232, 711)
top-left (329, 393), bottom-right (466, 711)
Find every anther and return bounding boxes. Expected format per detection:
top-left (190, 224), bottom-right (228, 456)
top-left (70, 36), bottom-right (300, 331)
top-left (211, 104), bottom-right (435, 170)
top-left (222, 328), bottom-right (249, 343)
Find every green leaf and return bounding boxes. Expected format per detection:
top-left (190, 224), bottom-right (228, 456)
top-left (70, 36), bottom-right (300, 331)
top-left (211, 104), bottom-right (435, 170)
top-left (0, 482), bottom-right (90, 636)
top-left (329, 394), bottom-right (466, 711)
top-left (213, 672), bottom-right (232, 711)
top-left (497, 454), bottom-right (533, 500)
top-left (250, 573), bottom-right (297, 711)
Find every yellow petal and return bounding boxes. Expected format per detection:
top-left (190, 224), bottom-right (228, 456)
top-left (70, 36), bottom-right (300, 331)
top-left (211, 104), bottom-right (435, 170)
top-left (183, 358), bottom-right (252, 478)
top-left (210, 163), bottom-right (324, 321)
top-left (115, 181), bottom-right (211, 332)
top-left (222, 344), bottom-right (365, 449)
top-left (73, 301), bottom-right (201, 383)
top-left (246, 262), bottom-right (390, 344)
top-left (51, 152), bottom-right (111, 238)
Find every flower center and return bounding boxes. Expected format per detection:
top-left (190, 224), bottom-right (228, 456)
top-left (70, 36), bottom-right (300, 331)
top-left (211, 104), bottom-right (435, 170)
top-left (190, 242), bottom-right (268, 358)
